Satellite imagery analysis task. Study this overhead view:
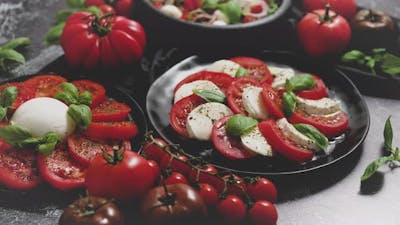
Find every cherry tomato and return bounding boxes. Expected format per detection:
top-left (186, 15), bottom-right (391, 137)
top-left (183, 0), bottom-right (202, 11)
top-left (0, 82), bottom-right (34, 111)
top-left (230, 56), bottom-right (273, 82)
top-left (160, 153), bottom-right (191, 175)
top-left (23, 74), bottom-right (66, 98)
top-left (211, 116), bottom-right (255, 160)
top-left (71, 80), bottom-right (106, 107)
top-left (303, 0), bottom-right (357, 20)
top-left (141, 138), bottom-right (170, 162)
top-left (261, 86), bottom-right (285, 119)
top-left (249, 200), bottom-right (278, 225)
top-left (226, 77), bottom-right (260, 114)
top-left (243, 15), bottom-right (257, 23)
top-left (38, 145), bottom-right (86, 190)
top-left (296, 75), bottom-right (328, 100)
top-left (148, 160), bottom-right (161, 181)
top-left (246, 177), bottom-right (277, 202)
top-left (98, 4), bottom-right (116, 14)
top-left (258, 119), bottom-right (314, 163)
top-left (188, 164), bottom-right (218, 183)
top-left (173, 71), bottom-right (234, 94)
top-left (163, 172), bottom-right (189, 185)
top-left (85, 121), bottom-right (138, 139)
top-left (216, 195), bottom-right (247, 225)
top-left (169, 94), bottom-right (206, 137)
top-left (198, 183), bottom-right (218, 208)
top-left (297, 6), bottom-right (351, 57)
top-left (222, 174), bottom-right (246, 197)
top-left (92, 100), bottom-right (131, 122)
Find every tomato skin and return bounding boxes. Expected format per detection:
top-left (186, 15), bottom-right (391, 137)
top-left (98, 4), bottom-right (116, 14)
top-left (85, 121), bottom-right (138, 139)
top-left (163, 172), bottom-right (189, 185)
top-left (216, 195), bottom-right (247, 225)
top-left (160, 154), bottom-right (191, 176)
top-left (198, 183), bottom-right (218, 208)
top-left (92, 100), bottom-right (131, 122)
top-left (183, 0), bottom-right (202, 11)
top-left (148, 160), bottom-right (161, 182)
top-left (303, 0), bottom-right (357, 20)
top-left (259, 120), bottom-right (314, 163)
top-left (230, 56), bottom-right (273, 81)
top-left (222, 174), bottom-right (246, 197)
top-left (23, 74), bottom-right (67, 98)
top-left (142, 138), bottom-right (170, 163)
top-left (249, 200), bottom-right (278, 225)
top-left (188, 164), bottom-right (218, 183)
top-left (0, 82), bottom-right (34, 111)
top-left (297, 9), bottom-right (351, 57)
top-left (85, 0), bottom-right (134, 17)
top-left (261, 86), bottom-right (285, 119)
top-left (174, 71), bottom-right (234, 94)
top-left (71, 80), bottom-right (106, 107)
top-left (226, 77), bottom-right (260, 114)
top-left (296, 75), bottom-right (328, 100)
top-left (246, 177), bottom-right (278, 202)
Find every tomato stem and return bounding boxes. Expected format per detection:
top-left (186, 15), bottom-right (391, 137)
top-left (90, 13), bottom-right (113, 37)
top-left (323, 4), bottom-right (331, 21)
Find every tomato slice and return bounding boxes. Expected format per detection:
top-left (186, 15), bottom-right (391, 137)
top-left (296, 75), bottom-right (328, 100)
top-left (226, 77), bottom-right (260, 114)
top-left (38, 144), bottom-right (85, 190)
top-left (261, 86), bottom-right (285, 119)
top-left (211, 116), bottom-right (255, 160)
top-left (169, 94), bottom-right (207, 137)
top-left (72, 80), bottom-right (106, 107)
top-left (24, 75), bottom-right (67, 98)
top-left (92, 100), bottom-right (131, 122)
top-left (230, 56), bottom-right (273, 82)
top-left (258, 120), bottom-right (314, 163)
top-left (85, 121), bottom-right (138, 139)
top-left (0, 82), bottom-right (35, 110)
top-left (290, 110), bottom-right (349, 137)
top-left (173, 71), bottom-right (234, 94)
top-left (68, 133), bottom-right (131, 167)
top-left (0, 147), bottom-right (41, 191)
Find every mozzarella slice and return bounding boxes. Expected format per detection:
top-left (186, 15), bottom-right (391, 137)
top-left (160, 5), bottom-right (182, 19)
top-left (212, 20), bottom-right (227, 26)
top-left (206, 60), bottom-right (241, 77)
top-left (186, 103), bottom-right (233, 140)
top-left (241, 127), bottom-right (273, 156)
top-left (276, 118), bottom-right (318, 150)
top-left (296, 96), bottom-right (341, 115)
top-left (242, 86), bottom-right (268, 120)
top-left (174, 80), bottom-right (223, 103)
top-left (269, 66), bottom-right (295, 90)
top-left (213, 10), bottom-right (229, 24)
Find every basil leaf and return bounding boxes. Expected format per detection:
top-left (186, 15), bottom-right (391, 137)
top-left (218, 2), bottom-right (241, 24)
top-left (235, 67), bottom-right (249, 77)
top-left (372, 48), bottom-right (386, 55)
top-left (68, 104), bottom-right (92, 130)
top-left (226, 115), bottom-right (257, 137)
top-left (202, 0), bottom-right (219, 9)
top-left (381, 53), bottom-right (400, 76)
top-left (268, 0), bottom-right (279, 14)
top-left (341, 50), bottom-right (365, 63)
top-left (0, 107), bottom-right (7, 121)
top-left (294, 123), bottom-right (329, 153)
top-left (193, 89), bottom-right (226, 103)
top-left (384, 116), bottom-right (393, 152)
top-left (54, 92), bottom-right (78, 105)
top-left (0, 125), bottom-right (33, 146)
top-left (37, 132), bottom-right (61, 155)
top-left (66, 0), bottom-right (85, 8)
top-left (0, 86), bottom-right (18, 108)
top-left (19, 137), bottom-right (42, 147)
top-left (361, 156), bottom-right (394, 181)
top-left (55, 8), bottom-right (79, 23)
top-left (285, 74), bottom-right (316, 92)
top-left (44, 22), bottom-right (65, 45)
top-left (85, 6), bottom-right (102, 14)
top-left (78, 91), bottom-right (92, 106)
top-left (0, 49), bottom-right (25, 65)
top-left (282, 92), bottom-right (296, 118)
top-left (61, 82), bottom-right (79, 97)
top-left (1, 37), bottom-right (31, 50)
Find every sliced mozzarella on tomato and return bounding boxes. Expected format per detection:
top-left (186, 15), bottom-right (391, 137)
top-left (269, 66), bottom-right (295, 90)
top-left (213, 10), bottom-right (229, 23)
top-left (296, 96), bottom-right (341, 115)
top-left (242, 86), bottom-right (268, 120)
top-left (276, 118), bottom-right (318, 151)
top-left (160, 5), bottom-right (182, 18)
top-left (240, 126), bottom-right (273, 156)
top-left (174, 80), bottom-right (223, 103)
top-left (186, 103), bottom-right (233, 140)
top-left (206, 60), bottom-right (241, 77)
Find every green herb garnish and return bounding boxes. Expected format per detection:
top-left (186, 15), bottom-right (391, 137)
top-left (226, 115), bottom-right (257, 137)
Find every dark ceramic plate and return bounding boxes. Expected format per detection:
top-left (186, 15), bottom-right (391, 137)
top-left (146, 51), bottom-right (370, 175)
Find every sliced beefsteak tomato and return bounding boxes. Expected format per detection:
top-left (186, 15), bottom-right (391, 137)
top-left (92, 100), bottom-right (131, 122)
top-left (261, 86), bottom-right (284, 119)
top-left (23, 74), bottom-right (67, 98)
top-left (72, 80), bottom-right (106, 107)
top-left (230, 56), bottom-right (273, 82)
top-left (226, 77), bottom-right (260, 114)
top-left (296, 75), bottom-right (328, 100)
top-left (0, 82), bottom-right (35, 110)
top-left (173, 71), bottom-right (234, 94)
top-left (258, 119), bottom-right (314, 163)
top-left (85, 121), bottom-right (138, 139)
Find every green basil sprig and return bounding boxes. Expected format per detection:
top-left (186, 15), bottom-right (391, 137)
top-left (285, 74), bottom-right (316, 92)
top-left (268, 0), bottom-right (279, 14)
top-left (0, 86), bottom-right (18, 121)
top-left (282, 91), bottom-right (297, 118)
top-left (294, 123), bottom-right (329, 153)
top-left (0, 37), bottom-right (31, 70)
top-left (0, 125), bottom-right (61, 155)
top-left (226, 115), bottom-right (257, 137)
top-left (54, 82), bottom-right (92, 105)
top-left (193, 89), bottom-right (226, 103)
top-left (235, 67), bottom-right (249, 77)
top-left (68, 104), bottom-right (92, 130)
top-left (218, 1), bottom-right (242, 24)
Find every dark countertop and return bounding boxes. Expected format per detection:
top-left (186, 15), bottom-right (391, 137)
top-left (1, 0), bottom-right (400, 225)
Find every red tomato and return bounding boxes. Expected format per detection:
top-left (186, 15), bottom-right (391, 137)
top-left (24, 74), bottom-right (66, 98)
top-left (261, 86), bottom-right (284, 119)
top-left (38, 145), bottom-right (86, 190)
top-left (163, 172), bottom-right (189, 185)
top-left (169, 94), bottom-right (206, 137)
top-left (141, 138), bottom-right (170, 162)
top-left (296, 75), bottom-right (328, 100)
top-left (85, 0), bottom-right (134, 18)
top-left (92, 100), bottom-right (131, 122)
top-left (198, 183), bottom-right (218, 207)
top-left (188, 164), bottom-right (218, 183)
top-left (216, 195), bottom-right (247, 225)
top-left (160, 153), bottom-right (191, 176)
top-left (211, 116), bottom-right (255, 160)
top-left (226, 77), bottom-right (260, 114)
top-left (249, 200), bottom-right (278, 225)
top-left (183, 0), bottom-right (201, 11)
top-left (85, 121), bottom-right (138, 139)
top-left (0, 147), bottom-right (40, 191)
top-left (259, 120), bottom-right (314, 163)
top-left (148, 160), bottom-right (160, 182)
top-left (85, 150), bottom-right (154, 200)
top-left (297, 6), bottom-right (351, 57)
top-left (246, 177), bottom-right (278, 202)
top-left (61, 12), bottom-right (145, 70)
top-left (71, 80), bottom-right (106, 107)
top-left (0, 82), bottom-right (34, 110)
top-left (222, 174), bottom-right (246, 197)
top-left (173, 71), bottom-right (234, 94)
top-left (67, 133), bottom-right (131, 167)
top-left (230, 56), bottom-right (273, 82)
top-left (98, 4), bottom-right (116, 14)
top-left (243, 15), bottom-right (257, 23)
top-left (290, 110), bottom-right (349, 137)
top-left (303, 0), bottom-right (357, 20)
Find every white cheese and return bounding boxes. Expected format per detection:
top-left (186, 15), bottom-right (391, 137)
top-left (240, 126), bottom-right (273, 156)
top-left (206, 60), bottom-right (241, 77)
top-left (242, 86), bottom-right (268, 120)
top-left (174, 80), bottom-right (223, 103)
top-left (296, 96), bottom-right (341, 115)
top-left (269, 66), bottom-right (295, 90)
top-left (160, 5), bottom-right (182, 19)
top-left (276, 118), bottom-right (318, 150)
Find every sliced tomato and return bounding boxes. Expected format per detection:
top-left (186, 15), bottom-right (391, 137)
top-left (183, 0), bottom-right (201, 10)
top-left (173, 71), bottom-right (234, 94)
top-left (258, 120), bottom-right (314, 163)
top-left (85, 121), bottom-right (138, 139)
top-left (296, 75), bottom-right (328, 100)
top-left (72, 80), bottom-right (106, 107)
top-left (92, 100), bottom-right (131, 122)
top-left (169, 94), bottom-right (206, 137)
top-left (0, 82), bottom-right (35, 110)
top-left (290, 110), bottom-right (349, 137)
top-left (24, 75), bottom-right (67, 98)
top-left (0, 147), bottom-right (41, 191)
top-left (211, 116), bottom-right (255, 160)
top-left (38, 144), bottom-right (85, 190)
top-left (230, 56), bottom-right (273, 82)
top-left (226, 77), bottom-right (260, 114)
top-left (261, 86), bottom-right (285, 119)
top-left (68, 133), bottom-right (132, 167)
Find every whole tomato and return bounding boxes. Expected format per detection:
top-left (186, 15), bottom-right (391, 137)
top-left (297, 5), bottom-right (351, 57)
top-left (85, 149), bottom-right (155, 201)
top-left (249, 200), bottom-right (278, 225)
top-left (246, 177), bottom-right (278, 202)
top-left (160, 153), bottom-right (191, 175)
top-left (140, 184), bottom-right (208, 225)
top-left (141, 137), bottom-right (170, 163)
top-left (162, 172), bottom-right (189, 185)
top-left (302, 0), bottom-right (357, 20)
top-left (85, 0), bottom-right (134, 18)
top-left (188, 164), bottom-right (218, 183)
top-left (198, 183), bottom-right (218, 208)
top-left (61, 12), bottom-right (146, 70)
top-left (216, 195), bottom-right (247, 225)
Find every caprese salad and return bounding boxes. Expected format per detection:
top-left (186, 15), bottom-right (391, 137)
top-left (0, 75), bottom-right (139, 191)
top-left (150, 0), bottom-right (280, 25)
top-left (169, 57), bottom-right (349, 163)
